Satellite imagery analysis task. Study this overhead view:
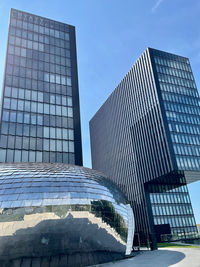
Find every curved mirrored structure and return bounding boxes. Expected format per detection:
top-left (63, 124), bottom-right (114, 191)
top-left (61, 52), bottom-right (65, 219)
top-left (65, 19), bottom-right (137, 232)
top-left (0, 163), bottom-right (134, 265)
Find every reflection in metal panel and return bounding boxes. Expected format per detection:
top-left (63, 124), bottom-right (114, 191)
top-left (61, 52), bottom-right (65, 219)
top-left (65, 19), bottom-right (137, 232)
top-left (0, 163), bottom-right (134, 264)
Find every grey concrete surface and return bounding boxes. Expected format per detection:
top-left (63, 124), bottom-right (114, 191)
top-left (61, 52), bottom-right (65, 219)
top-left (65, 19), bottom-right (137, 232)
top-left (92, 248), bottom-right (200, 267)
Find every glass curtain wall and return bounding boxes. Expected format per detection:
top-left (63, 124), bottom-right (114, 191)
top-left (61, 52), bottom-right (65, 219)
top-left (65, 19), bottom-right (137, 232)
top-left (154, 54), bottom-right (200, 171)
top-left (0, 9), bottom-right (77, 164)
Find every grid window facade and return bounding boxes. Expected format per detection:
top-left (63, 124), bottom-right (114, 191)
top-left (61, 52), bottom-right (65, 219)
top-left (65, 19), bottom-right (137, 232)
top-left (0, 9), bottom-right (82, 165)
top-left (152, 50), bottom-right (200, 171)
top-left (149, 181), bottom-right (196, 235)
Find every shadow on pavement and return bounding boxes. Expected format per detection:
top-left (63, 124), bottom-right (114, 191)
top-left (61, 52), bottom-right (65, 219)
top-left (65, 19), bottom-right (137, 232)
top-left (151, 249), bottom-right (185, 267)
top-left (95, 249), bottom-right (186, 267)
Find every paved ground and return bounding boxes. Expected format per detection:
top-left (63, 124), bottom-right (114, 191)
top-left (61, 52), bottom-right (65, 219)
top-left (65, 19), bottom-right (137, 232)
top-left (92, 248), bottom-right (200, 267)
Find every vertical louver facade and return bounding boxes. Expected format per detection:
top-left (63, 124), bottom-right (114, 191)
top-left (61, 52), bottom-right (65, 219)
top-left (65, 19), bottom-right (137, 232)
top-left (90, 48), bottom-right (198, 248)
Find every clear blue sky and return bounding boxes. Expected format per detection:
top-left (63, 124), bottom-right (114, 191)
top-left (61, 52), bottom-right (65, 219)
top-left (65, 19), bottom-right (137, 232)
top-left (0, 0), bottom-right (199, 223)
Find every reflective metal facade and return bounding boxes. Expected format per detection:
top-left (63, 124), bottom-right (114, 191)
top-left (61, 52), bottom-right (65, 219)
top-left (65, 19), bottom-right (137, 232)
top-left (0, 163), bottom-right (134, 262)
top-left (0, 9), bottom-right (82, 165)
top-left (90, 48), bottom-right (199, 247)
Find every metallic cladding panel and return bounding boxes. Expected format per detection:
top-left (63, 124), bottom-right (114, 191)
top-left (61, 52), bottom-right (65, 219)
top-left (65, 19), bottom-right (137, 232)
top-left (69, 25), bottom-right (83, 166)
top-left (0, 163), bottom-right (134, 260)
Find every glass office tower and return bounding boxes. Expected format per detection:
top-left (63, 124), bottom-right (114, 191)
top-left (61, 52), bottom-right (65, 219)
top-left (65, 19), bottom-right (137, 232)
top-left (90, 48), bottom-right (199, 248)
top-left (0, 9), bottom-right (82, 165)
